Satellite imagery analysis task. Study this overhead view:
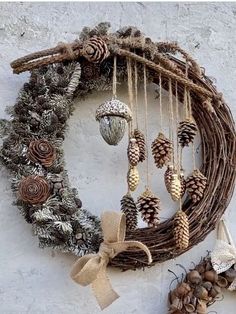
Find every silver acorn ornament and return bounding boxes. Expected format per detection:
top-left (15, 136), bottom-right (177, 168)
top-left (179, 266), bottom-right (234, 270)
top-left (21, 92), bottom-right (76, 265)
top-left (95, 98), bottom-right (132, 145)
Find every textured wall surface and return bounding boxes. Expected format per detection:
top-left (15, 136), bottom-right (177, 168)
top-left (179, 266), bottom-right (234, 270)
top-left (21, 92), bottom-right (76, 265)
top-left (0, 2), bottom-right (236, 314)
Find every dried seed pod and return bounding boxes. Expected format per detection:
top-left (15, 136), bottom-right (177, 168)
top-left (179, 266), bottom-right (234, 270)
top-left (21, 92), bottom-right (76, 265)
top-left (127, 166), bottom-right (139, 192)
top-left (174, 210), bottom-right (189, 250)
top-left (170, 297), bottom-right (183, 311)
top-left (133, 129), bottom-right (146, 162)
top-left (175, 282), bottom-right (191, 297)
top-left (170, 173), bottom-right (181, 201)
top-left (202, 281), bottom-right (212, 291)
top-left (187, 270), bottom-right (202, 285)
top-left (216, 275), bottom-right (228, 288)
top-left (127, 138), bottom-right (140, 166)
top-left (164, 164), bottom-right (174, 193)
top-left (28, 139), bottom-right (56, 167)
top-left (196, 300), bottom-right (207, 314)
top-left (209, 285), bottom-right (221, 298)
top-left (151, 132), bottom-right (173, 168)
top-left (193, 285), bottom-right (208, 301)
top-left (186, 169), bottom-right (207, 203)
top-left (178, 118), bottom-right (197, 147)
top-left (82, 37), bottom-right (110, 63)
top-left (204, 270), bottom-right (218, 283)
top-left (120, 193), bottom-right (138, 231)
top-left (184, 303), bottom-right (195, 313)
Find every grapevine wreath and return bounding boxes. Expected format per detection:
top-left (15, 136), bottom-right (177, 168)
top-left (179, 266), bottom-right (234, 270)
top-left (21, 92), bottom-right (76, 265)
top-left (1, 22), bottom-right (235, 280)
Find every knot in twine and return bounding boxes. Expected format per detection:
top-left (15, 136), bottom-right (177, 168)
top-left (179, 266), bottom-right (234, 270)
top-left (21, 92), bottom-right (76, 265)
top-left (57, 42), bottom-right (76, 60)
top-left (70, 211), bottom-right (152, 310)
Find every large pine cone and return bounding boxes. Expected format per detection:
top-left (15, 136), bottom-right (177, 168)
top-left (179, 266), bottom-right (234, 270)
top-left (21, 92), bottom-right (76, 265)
top-left (133, 129), bottom-right (146, 162)
top-left (151, 132), bottom-right (173, 168)
top-left (137, 188), bottom-right (160, 228)
top-left (174, 210), bottom-right (189, 250)
top-left (127, 166), bottom-right (139, 192)
top-left (127, 138), bottom-right (140, 166)
top-left (178, 119), bottom-right (198, 147)
top-left (164, 165), bottom-right (174, 193)
top-left (120, 193), bottom-right (138, 231)
top-left (186, 169), bottom-right (207, 203)
top-left (83, 37), bottom-right (110, 63)
top-left (18, 176), bottom-right (50, 204)
top-left (28, 139), bottom-right (56, 167)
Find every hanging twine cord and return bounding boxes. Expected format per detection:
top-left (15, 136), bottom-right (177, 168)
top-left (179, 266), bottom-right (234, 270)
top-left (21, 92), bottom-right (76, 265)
top-left (134, 60), bottom-right (139, 129)
top-left (168, 78), bottom-right (175, 166)
top-left (112, 55), bottom-right (117, 98)
top-left (127, 57), bottom-right (134, 133)
top-left (143, 61), bottom-right (150, 188)
top-left (159, 73), bottom-right (163, 132)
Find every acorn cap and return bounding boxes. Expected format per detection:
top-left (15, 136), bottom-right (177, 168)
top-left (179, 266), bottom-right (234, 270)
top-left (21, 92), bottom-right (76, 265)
top-left (96, 98), bottom-right (132, 122)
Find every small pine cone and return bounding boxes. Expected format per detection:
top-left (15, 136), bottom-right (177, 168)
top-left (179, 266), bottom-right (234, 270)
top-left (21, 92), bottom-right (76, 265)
top-left (137, 188), bottom-right (160, 228)
top-left (28, 139), bottom-right (56, 167)
top-left (174, 210), bottom-right (189, 250)
top-left (133, 129), bottom-right (146, 162)
top-left (18, 176), bottom-right (50, 204)
top-left (180, 170), bottom-right (186, 198)
top-left (151, 132), bottom-right (173, 168)
top-left (127, 138), bottom-right (140, 166)
top-left (164, 165), bottom-right (175, 193)
top-left (178, 119), bottom-right (197, 147)
top-left (127, 166), bottom-right (139, 192)
top-left (48, 174), bottom-right (64, 195)
top-left (83, 37), bottom-right (110, 63)
top-left (120, 193), bottom-right (138, 231)
top-left (170, 174), bottom-right (181, 202)
top-left (186, 169), bottom-right (207, 203)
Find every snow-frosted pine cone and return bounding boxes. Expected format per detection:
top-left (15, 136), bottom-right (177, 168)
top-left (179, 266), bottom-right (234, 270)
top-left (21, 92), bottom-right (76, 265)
top-left (174, 210), bottom-right (189, 250)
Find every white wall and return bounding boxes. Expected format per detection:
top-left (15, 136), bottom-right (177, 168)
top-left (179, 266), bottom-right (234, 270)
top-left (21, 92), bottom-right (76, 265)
top-left (0, 2), bottom-right (235, 314)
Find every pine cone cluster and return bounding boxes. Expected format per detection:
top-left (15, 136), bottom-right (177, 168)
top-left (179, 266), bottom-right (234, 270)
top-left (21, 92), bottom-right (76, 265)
top-left (151, 132), bottom-right (173, 168)
top-left (18, 175), bottom-right (50, 204)
top-left (127, 166), bottom-right (139, 192)
top-left (120, 193), bottom-right (138, 231)
top-left (28, 139), bottom-right (56, 167)
top-left (137, 188), bottom-right (160, 227)
top-left (186, 169), bottom-right (207, 203)
top-left (178, 119), bottom-right (198, 147)
top-left (170, 174), bottom-right (181, 202)
top-left (133, 129), bottom-right (146, 162)
top-left (127, 138), bottom-right (140, 166)
top-left (83, 37), bottom-right (110, 63)
top-left (173, 210), bottom-right (189, 250)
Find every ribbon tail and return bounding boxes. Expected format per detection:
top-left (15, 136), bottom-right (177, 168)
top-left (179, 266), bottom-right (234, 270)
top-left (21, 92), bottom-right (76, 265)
top-left (92, 266), bottom-right (119, 310)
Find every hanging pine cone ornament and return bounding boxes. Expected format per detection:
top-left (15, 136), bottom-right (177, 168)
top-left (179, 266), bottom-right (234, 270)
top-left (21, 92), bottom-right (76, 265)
top-left (28, 139), bottom-right (56, 167)
top-left (178, 119), bottom-right (198, 147)
top-left (164, 164), bottom-right (175, 194)
top-left (82, 37), bottom-right (110, 63)
top-left (127, 166), bottom-right (139, 192)
top-left (137, 188), bottom-right (161, 228)
top-left (96, 98), bottom-right (132, 145)
top-left (133, 129), bottom-right (146, 162)
top-left (151, 132), bottom-right (173, 168)
top-left (120, 193), bottom-right (138, 231)
top-left (186, 169), bottom-right (207, 203)
top-left (174, 210), bottom-right (189, 250)
top-left (18, 176), bottom-right (50, 204)
top-left (127, 138), bottom-right (140, 166)
top-left (170, 173), bottom-right (181, 202)
top-left (180, 170), bottom-right (186, 198)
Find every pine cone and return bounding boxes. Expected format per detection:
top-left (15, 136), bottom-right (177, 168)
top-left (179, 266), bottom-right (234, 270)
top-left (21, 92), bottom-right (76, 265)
top-left (127, 166), bottom-right (139, 192)
top-left (178, 119), bottom-right (197, 147)
top-left (28, 139), bottom-right (56, 167)
top-left (120, 193), bottom-right (138, 231)
top-left (18, 176), bottom-right (50, 204)
top-left (127, 138), bottom-right (140, 166)
top-left (164, 165), bottom-right (175, 193)
top-left (137, 188), bottom-right (160, 227)
top-left (151, 132), bottom-right (173, 168)
top-left (180, 170), bottom-right (186, 198)
top-left (174, 210), bottom-right (189, 250)
top-left (170, 174), bottom-right (181, 202)
top-left (83, 37), bottom-right (110, 63)
top-left (186, 169), bottom-right (207, 203)
top-left (133, 129), bottom-right (146, 162)
top-left (48, 174), bottom-right (64, 194)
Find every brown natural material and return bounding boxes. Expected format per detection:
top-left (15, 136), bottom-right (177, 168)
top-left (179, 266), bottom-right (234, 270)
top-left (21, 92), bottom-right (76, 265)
top-left (120, 193), bottom-right (138, 231)
top-left (173, 210), bottom-right (189, 250)
top-left (83, 37), bottom-right (110, 63)
top-left (178, 119), bottom-right (198, 147)
top-left (127, 166), bottom-right (139, 192)
top-left (164, 165), bottom-right (174, 194)
top-left (170, 174), bottom-right (181, 202)
top-left (127, 138), bottom-right (140, 166)
top-left (186, 169), bottom-right (207, 203)
top-left (133, 129), bottom-right (146, 162)
top-left (28, 139), bottom-right (56, 167)
top-left (151, 132), bottom-right (173, 168)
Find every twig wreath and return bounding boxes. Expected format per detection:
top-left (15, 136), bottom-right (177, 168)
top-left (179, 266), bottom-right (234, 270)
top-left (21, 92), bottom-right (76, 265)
top-left (1, 23), bottom-right (235, 274)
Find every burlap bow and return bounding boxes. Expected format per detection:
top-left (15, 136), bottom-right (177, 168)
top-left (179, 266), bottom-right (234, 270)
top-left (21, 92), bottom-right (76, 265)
top-left (211, 220), bottom-right (236, 291)
top-left (70, 211), bottom-right (152, 310)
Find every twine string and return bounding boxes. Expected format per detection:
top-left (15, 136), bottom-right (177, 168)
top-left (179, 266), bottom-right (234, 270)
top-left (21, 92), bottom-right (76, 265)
top-left (112, 55), bottom-right (117, 98)
top-left (134, 60), bottom-right (139, 130)
top-left (143, 61), bottom-right (150, 188)
top-left (127, 57), bottom-right (134, 133)
top-left (159, 73), bottom-right (163, 132)
top-left (168, 78), bottom-right (175, 166)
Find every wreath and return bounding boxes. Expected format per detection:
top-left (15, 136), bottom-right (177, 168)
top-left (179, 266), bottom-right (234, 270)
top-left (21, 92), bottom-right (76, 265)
top-left (0, 23), bottom-right (235, 307)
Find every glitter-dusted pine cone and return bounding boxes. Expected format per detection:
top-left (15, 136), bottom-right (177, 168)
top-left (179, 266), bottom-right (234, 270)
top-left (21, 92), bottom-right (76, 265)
top-left (127, 138), bottom-right (140, 166)
top-left (186, 169), bottom-right (207, 203)
top-left (83, 37), bottom-right (110, 63)
top-left (127, 166), bottom-right (139, 192)
top-left (178, 119), bottom-right (198, 147)
top-left (120, 193), bottom-right (138, 231)
top-left (170, 173), bottom-right (181, 202)
top-left (18, 176), bottom-right (50, 204)
top-left (174, 210), bottom-right (189, 250)
top-left (28, 139), bottom-right (56, 167)
top-left (133, 129), bottom-right (146, 162)
top-left (137, 188), bottom-right (160, 228)
top-left (179, 170), bottom-right (186, 198)
top-left (164, 165), bottom-right (175, 193)
top-left (151, 132), bottom-right (173, 168)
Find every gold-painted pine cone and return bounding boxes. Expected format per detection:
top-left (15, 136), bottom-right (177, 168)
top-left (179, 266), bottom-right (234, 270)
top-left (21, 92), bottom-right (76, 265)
top-left (174, 210), bottom-right (189, 250)
top-left (127, 166), bottom-right (139, 192)
top-left (170, 173), bottom-right (181, 201)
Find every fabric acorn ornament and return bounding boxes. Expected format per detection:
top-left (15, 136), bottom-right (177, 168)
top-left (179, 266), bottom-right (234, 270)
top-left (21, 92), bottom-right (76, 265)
top-left (173, 210), bottom-right (189, 250)
top-left (28, 139), bottom-right (56, 167)
top-left (18, 175), bottom-right (50, 204)
top-left (96, 98), bottom-right (132, 145)
top-left (82, 37), bottom-right (110, 63)
top-left (137, 188), bottom-right (161, 228)
top-left (186, 169), bottom-right (207, 203)
top-left (127, 166), bottom-right (139, 192)
top-left (151, 132), bottom-right (173, 168)
top-left (127, 137), bottom-right (140, 166)
top-left (170, 174), bottom-right (181, 202)
top-left (133, 129), bottom-right (146, 162)
top-left (120, 193), bottom-right (138, 231)
top-left (178, 118), bottom-right (198, 147)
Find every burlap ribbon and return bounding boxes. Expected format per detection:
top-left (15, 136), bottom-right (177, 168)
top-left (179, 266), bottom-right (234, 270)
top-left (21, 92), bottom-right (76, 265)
top-left (211, 220), bottom-right (236, 291)
top-left (70, 211), bottom-right (152, 310)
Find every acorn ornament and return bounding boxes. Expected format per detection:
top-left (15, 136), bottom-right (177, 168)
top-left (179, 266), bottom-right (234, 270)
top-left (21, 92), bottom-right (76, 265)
top-left (95, 98), bottom-right (132, 145)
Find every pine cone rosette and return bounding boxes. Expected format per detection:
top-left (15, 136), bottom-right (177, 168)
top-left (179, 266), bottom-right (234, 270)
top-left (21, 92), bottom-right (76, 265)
top-left (18, 176), bottom-right (50, 204)
top-left (83, 37), bottom-right (110, 63)
top-left (28, 139), bottom-right (56, 167)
